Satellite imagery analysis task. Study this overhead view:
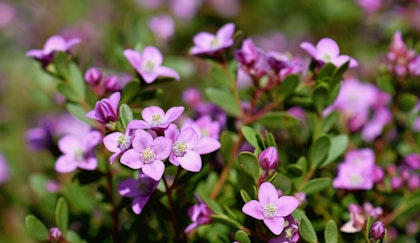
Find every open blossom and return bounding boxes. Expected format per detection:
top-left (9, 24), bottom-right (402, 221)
top-left (26, 35), bottom-right (80, 66)
top-left (185, 195), bottom-right (212, 233)
top-left (148, 14), bottom-right (175, 41)
top-left (86, 92), bottom-right (120, 126)
top-left (268, 215), bottom-right (300, 243)
top-left (341, 202), bottom-right (383, 233)
top-left (120, 129), bottom-right (171, 181)
top-left (242, 182), bottom-right (299, 235)
top-left (103, 128), bottom-right (135, 164)
top-left (128, 106), bottom-right (184, 131)
top-left (118, 172), bottom-right (158, 215)
top-left (124, 46), bottom-right (179, 84)
top-left (386, 30), bottom-right (420, 77)
top-left (300, 37), bottom-right (358, 68)
top-left (190, 23), bottom-right (235, 56)
top-left (165, 124), bottom-right (220, 172)
top-left (55, 130), bottom-right (102, 173)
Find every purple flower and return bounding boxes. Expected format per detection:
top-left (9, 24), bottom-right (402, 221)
top-left (84, 67), bottom-right (103, 86)
top-left (235, 38), bottom-right (261, 67)
top-left (242, 182), bottom-right (299, 235)
top-left (26, 35), bottom-right (80, 66)
top-left (48, 227), bottom-right (62, 241)
top-left (182, 115), bottom-right (222, 140)
top-left (341, 203), bottom-right (383, 233)
top-left (370, 221), bottom-right (386, 240)
top-left (128, 106), bottom-right (184, 131)
top-left (268, 215), bottom-right (300, 243)
top-left (118, 172), bottom-right (158, 214)
top-left (55, 130), bottom-right (102, 173)
top-left (386, 31), bottom-right (417, 78)
top-left (405, 153), bottom-right (420, 169)
top-left (356, 0), bottom-right (382, 13)
top-left (0, 153), bottom-right (10, 185)
top-left (190, 23), bottom-right (235, 56)
top-left (169, 0), bottom-right (202, 20)
top-left (124, 46), bottom-right (179, 84)
top-left (258, 146), bottom-right (279, 171)
top-left (86, 92), bottom-right (120, 125)
top-left (103, 128), bottom-right (134, 164)
top-left (102, 75), bottom-right (121, 93)
top-left (185, 195), bottom-right (212, 233)
top-left (148, 14), bottom-right (175, 41)
top-left (300, 37), bottom-right (358, 68)
top-left (120, 129), bottom-right (171, 181)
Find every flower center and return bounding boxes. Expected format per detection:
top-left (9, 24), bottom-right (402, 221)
top-left (285, 228), bottom-right (293, 239)
top-left (141, 148), bottom-right (156, 164)
top-left (151, 114), bottom-right (164, 126)
top-left (210, 38), bottom-right (219, 48)
top-left (117, 135), bottom-right (131, 151)
top-left (323, 54), bottom-right (332, 63)
top-left (263, 203), bottom-right (277, 218)
top-left (74, 149), bottom-right (84, 162)
top-left (172, 141), bottom-right (188, 157)
top-left (350, 174), bottom-right (361, 185)
top-left (144, 60), bottom-right (155, 73)
top-left (138, 181), bottom-right (154, 196)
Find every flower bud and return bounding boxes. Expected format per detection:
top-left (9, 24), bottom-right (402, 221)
top-left (86, 92), bottom-right (120, 125)
top-left (48, 227), bottom-right (62, 241)
top-left (103, 75), bottom-right (121, 93)
top-left (370, 221), bottom-right (386, 241)
top-left (258, 146), bottom-right (278, 171)
top-left (84, 67), bottom-right (102, 86)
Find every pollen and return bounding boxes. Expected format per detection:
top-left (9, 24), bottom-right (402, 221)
top-left (117, 135), bottom-right (131, 151)
top-left (151, 114), bottom-right (164, 126)
top-left (141, 148), bottom-right (156, 164)
top-left (172, 141), bottom-right (188, 157)
top-left (263, 203), bottom-right (277, 218)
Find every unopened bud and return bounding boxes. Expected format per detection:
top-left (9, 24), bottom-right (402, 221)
top-left (370, 221), bottom-right (386, 241)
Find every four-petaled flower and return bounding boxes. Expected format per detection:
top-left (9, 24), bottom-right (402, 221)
top-left (190, 23), bottom-right (235, 56)
top-left (242, 182), bottom-right (299, 235)
top-left (120, 129), bottom-right (171, 181)
top-left (55, 130), bottom-right (102, 173)
top-left (118, 172), bottom-right (158, 215)
top-left (124, 46), bottom-right (179, 84)
top-left (300, 37), bottom-right (358, 68)
top-left (127, 105), bottom-right (184, 131)
top-left (103, 128), bottom-right (134, 164)
top-left (86, 92), bottom-right (121, 126)
top-left (26, 35), bottom-right (80, 67)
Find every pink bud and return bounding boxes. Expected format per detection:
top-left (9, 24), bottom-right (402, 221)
top-left (258, 146), bottom-right (278, 171)
top-left (103, 75), bottom-right (121, 93)
top-left (370, 221), bottom-right (386, 241)
top-left (84, 67), bottom-right (102, 86)
top-left (48, 227), bottom-right (62, 241)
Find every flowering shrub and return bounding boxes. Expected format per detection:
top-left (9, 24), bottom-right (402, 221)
top-left (1, 1), bottom-right (420, 243)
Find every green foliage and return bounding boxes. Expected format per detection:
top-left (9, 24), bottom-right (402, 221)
top-left (293, 209), bottom-right (318, 243)
top-left (205, 87), bottom-right (241, 116)
top-left (237, 152), bottom-right (261, 182)
top-left (324, 220), bottom-right (338, 243)
top-left (25, 215), bottom-right (49, 241)
top-left (55, 197), bottom-right (69, 235)
top-left (302, 177), bottom-right (331, 195)
top-left (309, 135), bottom-right (331, 169)
top-left (234, 230), bottom-right (251, 243)
top-left (257, 111), bottom-right (299, 129)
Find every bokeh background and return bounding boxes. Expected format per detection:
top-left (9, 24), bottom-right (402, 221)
top-left (0, 0), bottom-right (419, 242)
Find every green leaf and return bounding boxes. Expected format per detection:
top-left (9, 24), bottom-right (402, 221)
top-left (325, 220), bottom-right (338, 243)
top-left (211, 214), bottom-right (242, 229)
top-left (377, 74), bottom-right (394, 95)
top-left (57, 82), bottom-right (80, 103)
top-left (54, 51), bottom-right (70, 79)
top-left (313, 83), bottom-right (330, 113)
top-left (234, 230), bottom-right (251, 243)
top-left (293, 209), bottom-right (318, 243)
top-left (66, 230), bottom-right (85, 243)
top-left (321, 135), bottom-right (348, 168)
top-left (119, 104), bottom-right (133, 130)
top-left (240, 189), bottom-right (252, 203)
top-left (309, 135), bottom-right (331, 169)
top-left (55, 197), bottom-right (69, 235)
top-left (279, 74), bottom-right (299, 100)
top-left (321, 110), bottom-right (339, 132)
top-left (365, 215), bottom-right (375, 237)
top-left (331, 60), bottom-right (349, 86)
top-left (286, 164), bottom-right (303, 177)
top-left (398, 93), bottom-right (418, 112)
top-left (25, 215), bottom-right (49, 241)
top-left (205, 88), bottom-right (241, 117)
top-left (121, 81), bottom-right (140, 103)
top-left (302, 177), bottom-right (331, 195)
top-left (66, 103), bottom-right (92, 125)
top-left (257, 111), bottom-right (299, 129)
top-left (238, 152), bottom-right (261, 181)
top-left (198, 192), bottom-right (223, 215)
top-left (209, 64), bottom-right (231, 87)
top-left (68, 63), bottom-right (86, 100)
top-left (241, 126), bottom-right (260, 150)
top-left (220, 131), bottom-right (235, 163)
top-left (318, 63), bottom-right (336, 79)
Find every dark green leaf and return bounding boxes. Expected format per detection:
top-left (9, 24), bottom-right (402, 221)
top-left (366, 216), bottom-right (375, 237)
top-left (331, 60), bottom-right (349, 86)
top-left (54, 51), bottom-right (70, 79)
top-left (310, 135), bottom-right (331, 169)
top-left (306, 112), bottom-right (317, 133)
top-left (318, 63), bottom-right (336, 79)
top-left (293, 209), bottom-right (318, 243)
top-left (66, 230), bottom-right (85, 243)
top-left (238, 152), bottom-right (261, 181)
top-left (198, 191), bottom-right (223, 215)
top-left (119, 104), bottom-right (133, 130)
top-left (257, 111), bottom-right (299, 129)
top-left (57, 82), bottom-right (80, 103)
top-left (287, 96), bottom-right (313, 109)
top-left (234, 230), bottom-right (251, 243)
top-left (68, 63), bottom-right (86, 100)
top-left (220, 131), bottom-right (235, 163)
top-left (209, 64), bottom-right (231, 87)
top-left (241, 126), bottom-right (260, 150)
top-left (286, 164), bottom-right (303, 177)
top-left (240, 189), bottom-right (251, 203)
top-left (327, 82), bottom-right (341, 106)
top-left (321, 110), bottom-right (339, 132)
top-left (325, 220), bottom-right (338, 243)
top-left (377, 75), bottom-right (395, 95)
top-left (211, 214), bottom-right (242, 229)
top-left (279, 74), bottom-right (299, 100)
top-left (121, 81), bottom-right (140, 103)
top-left (321, 135), bottom-right (348, 168)
top-left (270, 172), bottom-right (292, 194)
top-left (25, 215), bottom-right (49, 241)
top-left (66, 103), bottom-right (92, 125)
top-left (205, 88), bottom-right (241, 117)
top-left (313, 83), bottom-right (330, 113)
top-left (398, 93), bottom-right (418, 112)
top-left (302, 177), bottom-right (331, 195)
top-left (56, 197), bottom-right (69, 235)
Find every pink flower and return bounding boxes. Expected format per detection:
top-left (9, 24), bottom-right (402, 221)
top-left (118, 172), bottom-right (158, 214)
top-left (148, 14), bottom-right (175, 41)
top-left (0, 153), bottom-right (9, 185)
top-left (120, 129), bottom-right (171, 181)
top-left (128, 106), bottom-right (184, 131)
top-left (190, 23), bottom-right (235, 56)
top-left (26, 35), bottom-right (80, 66)
top-left (103, 128), bottom-right (134, 164)
top-left (300, 37), bottom-right (358, 68)
top-left (185, 195), bottom-right (212, 233)
top-left (55, 131), bottom-right (102, 173)
top-left (86, 92), bottom-right (120, 125)
top-left (124, 46), bottom-right (179, 84)
top-left (242, 182), bottom-right (299, 235)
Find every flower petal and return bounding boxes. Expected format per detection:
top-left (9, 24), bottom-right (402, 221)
top-left (194, 137), bottom-right (220, 154)
top-left (275, 196), bottom-right (299, 217)
top-left (58, 135), bottom-right (81, 155)
top-left (216, 23), bottom-right (235, 46)
top-left (263, 216), bottom-right (285, 235)
top-left (44, 36), bottom-right (67, 53)
top-left (83, 131), bottom-right (102, 151)
top-left (156, 66), bottom-right (180, 80)
top-left (258, 182), bottom-right (279, 205)
top-left (55, 155), bottom-right (78, 173)
top-left (164, 124), bottom-right (179, 142)
top-left (142, 161), bottom-right (165, 181)
top-left (316, 38), bottom-right (340, 58)
top-left (140, 71), bottom-right (159, 84)
top-left (117, 178), bottom-right (141, 198)
top-left (142, 106), bottom-right (165, 125)
top-left (242, 200), bottom-right (264, 220)
top-left (178, 150), bottom-right (202, 172)
top-left (132, 196), bottom-right (151, 215)
top-left (103, 132), bottom-right (125, 153)
top-left (178, 127), bottom-right (199, 148)
top-left (127, 119), bottom-right (150, 130)
top-left (193, 32), bottom-right (215, 48)
top-left (124, 49), bottom-right (142, 70)
top-left (120, 149), bottom-right (142, 169)
top-left (152, 137), bottom-right (172, 160)
top-left (142, 46), bottom-right (163, 66)
top-left (132, 129), bottom-right (153, 151)
top-left (78, 157), bottom-right (98, 171)
top-left (164, 106), bottom-right (184, 124)
top-left (300, 42), bottom-right (317, 58)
